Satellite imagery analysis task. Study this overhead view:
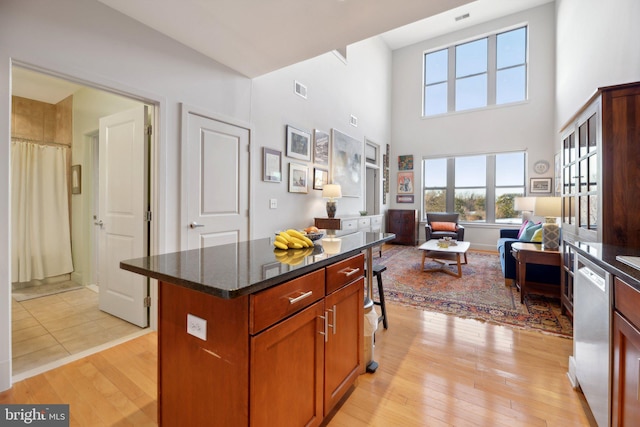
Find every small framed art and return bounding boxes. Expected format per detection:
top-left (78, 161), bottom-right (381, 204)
top-left (289, 163), bottom-right (308, 193)
top-left (397, 195), bottom-right (414, 203)
top-left (71, 164), bottom-right (82, 194)
top-left (397, 171), bottom-right (414, 194)
top-left (262, 147), bottom-right (282, 182)
top-left (398, 155), bottom-right (413, 170)
top-left (313, 167), bottom-right (328, 190)
top-left (286, 125), bottom-right (311, 161)
top-left (530, 177), bottom-right (552, 193)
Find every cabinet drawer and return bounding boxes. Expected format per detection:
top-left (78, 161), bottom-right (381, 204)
top-left (371, 216), bottom-right (382, 227)
top-left (250, 269), bottom-right (325, 334)
top-left (615, 277), bottom-right (640, 328)
top-left (341, 219), bottom-right (358, 231)
top-left (357, 218), bottom-right (371, 229)
top-left (326, 253), bottom-right (364, 294)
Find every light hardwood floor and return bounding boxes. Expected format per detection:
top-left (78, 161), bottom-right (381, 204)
top-left (1, 303), bottom-right (595, 426)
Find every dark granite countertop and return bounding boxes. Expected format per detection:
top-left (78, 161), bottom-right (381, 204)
top-left (567, 241), bottom-right (640, 291)
top-left (120, 231), bottom-right (396, 299)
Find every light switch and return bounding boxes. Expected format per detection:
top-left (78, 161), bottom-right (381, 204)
top-left (270, 199), bottom-right (277, 209)
top-left (187, 314), bottom-right (207, 341)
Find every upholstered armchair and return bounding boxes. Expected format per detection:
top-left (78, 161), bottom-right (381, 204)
top-left (424, 212), bottom-right (465, 241)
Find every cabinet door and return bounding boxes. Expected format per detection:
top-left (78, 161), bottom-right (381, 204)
top-left (250, 301), bottom-right (325, 427)
top-left (612, 311), bottom-right (640, 426)
top-left (324, 277), bottom-right (364, 415)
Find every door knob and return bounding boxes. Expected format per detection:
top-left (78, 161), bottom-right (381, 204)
top-left (190, 222), bottom-right (205, 228)
top-left (94, 220), bottom-right (104, 227)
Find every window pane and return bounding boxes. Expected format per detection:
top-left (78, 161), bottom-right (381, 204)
top-left (497, 27), bottom-right (526, 69)
top-left (455, 189), bottom-right (486, 222)
top-left (425, 189), bottom-right (447, 212)
top-left (456, 74), bottom-right (487, 110)
top-left (496, 152), bottom-right (525, 186)
top-left (455, 156), bottom-right (485, 187)
top-left (495, 188), bottom-right (524, 223)
top-left (425, 49), bottom-right (448, 84)
top-left (424, 83), bottom-right (447, 116)
top-left (456, 38), bottom-right (487, 77)
top-left (496, 66), bottom-right (526, 104)
top-left (424, 158), bottom-right (447, 187)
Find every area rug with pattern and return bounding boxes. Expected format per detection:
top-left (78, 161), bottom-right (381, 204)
top-left (373, 245), bottom-right (573, 337)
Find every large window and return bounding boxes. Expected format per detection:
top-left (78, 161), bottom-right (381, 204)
top-left (423, 152), bottom-right (526, 224)
top-left (423, 26), bottom-right (527, 116)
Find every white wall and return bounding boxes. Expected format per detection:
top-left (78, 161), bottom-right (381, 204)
top-left (390, 3), bottom-right (557, 250)
top-left (0, 0), bottom-right (252, 391)
top-left (250, 38), bottom-right (392, 237)
top-left (555, 0), bottom-right (640, 128)
top-left (0, 0), bottom-right (392, 390)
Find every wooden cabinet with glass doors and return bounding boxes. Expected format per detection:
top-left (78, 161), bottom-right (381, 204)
top-left (559, 82), bottom-right (640, 317)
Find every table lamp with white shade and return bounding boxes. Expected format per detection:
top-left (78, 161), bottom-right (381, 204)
top-left (322, 184), bottom-right (342, 218)
top-left (514, 196), bottom-right (536, 222)
top-left (534, 196), bottom-right (561, 250)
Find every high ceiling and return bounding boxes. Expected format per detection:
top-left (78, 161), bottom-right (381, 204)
top-left (97, 0), bottom-right (554, 78)
top-left (13, 0), bottom-right (554, 103)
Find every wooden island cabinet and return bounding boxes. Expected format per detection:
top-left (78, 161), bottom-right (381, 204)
top-left (121, 232), bottom-right (392, 426)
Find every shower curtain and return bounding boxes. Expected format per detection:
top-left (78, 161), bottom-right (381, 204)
top-left (11, 139), bottom-right (74, 283)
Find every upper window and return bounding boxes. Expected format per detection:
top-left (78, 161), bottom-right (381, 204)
top-left (423, 26), bottom-right (528, 116)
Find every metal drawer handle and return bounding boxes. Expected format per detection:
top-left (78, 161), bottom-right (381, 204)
top-left (288, 290), bottom-right (313, 304)
top-left (190, 222), bottom-right (205, 228)
top-left (327, 305), bottom-right (337, 335)
top-left (319, 314), bottom-right (328, 342)
top-left (340, 267), bottom-right (361, 277)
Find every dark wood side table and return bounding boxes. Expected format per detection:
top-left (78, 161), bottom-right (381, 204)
top-left (511, 242), bottom-right (562, 304)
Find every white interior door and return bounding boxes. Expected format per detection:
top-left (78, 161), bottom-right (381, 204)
top-left (98, 106), bottom-right (149, 327)
top-left (186, 112), bottom-right (250, 250)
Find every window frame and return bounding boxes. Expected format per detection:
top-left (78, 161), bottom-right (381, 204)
top-left (422, 151), bottom-right (527, 224)
top-left (423, 25), bottom-right (528, 117)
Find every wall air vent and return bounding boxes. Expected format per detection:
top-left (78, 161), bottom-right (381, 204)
top-left (349, 115), bottom-right (358, 127)
top-left (294, 81), bottom-right (307, 99)
top-left (455, 13), bottom-right (470, 22)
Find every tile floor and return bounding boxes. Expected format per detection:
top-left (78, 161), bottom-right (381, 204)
top-left (11, 286), bottom-right (144, 376)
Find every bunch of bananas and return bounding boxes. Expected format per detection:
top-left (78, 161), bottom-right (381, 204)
top-left (273, 229), bottom-right (314, 250)
top-left (274, 246), bottom-right (314, 265)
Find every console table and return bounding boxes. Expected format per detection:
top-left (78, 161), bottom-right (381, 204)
top-left (511, 242), bottom-right (562, 303)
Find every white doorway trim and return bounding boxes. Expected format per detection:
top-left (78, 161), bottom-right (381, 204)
top-left (6, 60), bottom-right (165, 389)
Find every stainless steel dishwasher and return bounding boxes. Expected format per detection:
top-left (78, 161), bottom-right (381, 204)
top-left (573, 254), bottom-right (611, 427)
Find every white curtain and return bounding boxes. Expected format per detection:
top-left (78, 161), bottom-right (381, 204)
top-left (11, 140), bottom-right (74, 283)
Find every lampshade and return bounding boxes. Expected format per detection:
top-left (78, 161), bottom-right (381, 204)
top-left (322, 184), bottom-right (342, 200)
top-left (514, 197), bottom-right (536, 212)
top-left (534, 197), bottom-right (561, 218)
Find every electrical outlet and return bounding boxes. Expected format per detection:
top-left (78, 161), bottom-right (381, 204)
top-left (270, 199), bottom-right (277, 209)
top-left (187, 314), bottom-right (207, 341)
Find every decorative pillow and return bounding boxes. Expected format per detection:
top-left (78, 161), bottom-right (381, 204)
top-left (531, 228), bottom-right (543, 242)
top-left (520, 223), bottom-right (542, 241)
top-left (431, 221), bottom-right (457, 232)
top-left (516, 220), bottom-right (532, 239)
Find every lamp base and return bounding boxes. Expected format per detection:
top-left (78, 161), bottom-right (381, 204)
top-left (542, 222), bottom-right (560, 250)
top-left (326, 200), bottom-right (337, 218)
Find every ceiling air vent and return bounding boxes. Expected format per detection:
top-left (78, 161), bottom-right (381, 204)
top-left (294, 81), bottom-right (307, 99)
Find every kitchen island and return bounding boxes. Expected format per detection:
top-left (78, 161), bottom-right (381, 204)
top-left (121, 231), bottom-right (395, 427)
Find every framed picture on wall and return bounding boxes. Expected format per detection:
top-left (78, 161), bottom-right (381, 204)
top-left (398, 155), bottom-right (413, 170)
top-left (313, 167), bottom-right (328, 190)
top-left (530, 177), bottom-right (552, 193)
top-left (288, 163), bottom-right (308, 193)
top-left (331, 129), bottom-right (362, 197)
top-left (397, 171), bottom-right (414, 194)
top-left (397, 195), bottom-right (414, 203)
top-left (313, 129), bottom-right (329, 166)
top-left (262, 147), bottom-right (282, 182)
top-left (286, 125), bottom-right (311, 161)
top-left (71, 164), bottom-right (82, 194)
